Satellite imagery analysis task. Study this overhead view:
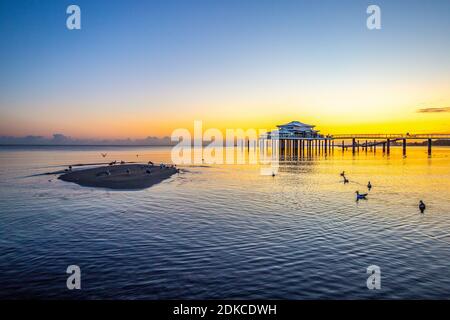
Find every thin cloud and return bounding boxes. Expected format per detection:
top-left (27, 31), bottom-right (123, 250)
top-left (417, 107), bottom-right (450, 113)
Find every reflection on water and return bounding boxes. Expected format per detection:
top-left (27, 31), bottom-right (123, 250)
top-left (0, 145), bottom-right (449, 299)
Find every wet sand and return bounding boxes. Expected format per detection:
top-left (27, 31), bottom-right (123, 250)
top-left (58, 164), bottom-right (177, 190)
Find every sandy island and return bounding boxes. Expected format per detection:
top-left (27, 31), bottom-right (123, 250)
top-left (58, 164), bottom-right (178, 190)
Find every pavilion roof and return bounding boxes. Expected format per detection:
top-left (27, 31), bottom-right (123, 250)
top-left (277, 121), bottom-right (315, 128)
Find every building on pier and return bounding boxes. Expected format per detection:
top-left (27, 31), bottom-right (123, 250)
top-left (264, 121), bottom-right (324, 139)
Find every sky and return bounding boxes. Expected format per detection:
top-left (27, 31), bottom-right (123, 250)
top-left (0, 0), bottom-right (449, 139)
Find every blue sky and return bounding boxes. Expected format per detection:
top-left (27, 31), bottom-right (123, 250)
top-left (1, 0), bottom-right (449, 137)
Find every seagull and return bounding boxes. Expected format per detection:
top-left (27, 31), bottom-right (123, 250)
top-left (101, 153), bottom-right (107, 158)
top-left (355, 191), bottom-right (368, 200)
top-left (419, 200), bottom-right (426, 213)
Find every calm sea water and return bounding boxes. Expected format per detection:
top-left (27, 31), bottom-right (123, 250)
top-left (0, 145), bottom-right (449, 299)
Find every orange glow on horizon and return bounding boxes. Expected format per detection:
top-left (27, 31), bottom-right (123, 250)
top-left (2, 111), bottom-right (450, 140)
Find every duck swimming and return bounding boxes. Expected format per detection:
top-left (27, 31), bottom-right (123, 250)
top-left (419, 200), bottom-right (426, 213)
top-left (355, 191), bottom-right (368, 200)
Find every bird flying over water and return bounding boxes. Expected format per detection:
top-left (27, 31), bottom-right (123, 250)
top-left (101, 153), bottom-right (107, 158)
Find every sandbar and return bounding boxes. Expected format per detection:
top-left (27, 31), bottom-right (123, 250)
top-left (58, 164), bottom-right (177, 190)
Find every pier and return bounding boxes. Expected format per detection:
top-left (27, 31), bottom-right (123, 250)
top-left (259, 121), bottom-right (450, 159)
top-left (331, 134), bottom-right (450, 156)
